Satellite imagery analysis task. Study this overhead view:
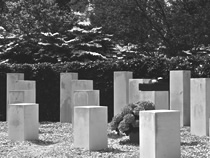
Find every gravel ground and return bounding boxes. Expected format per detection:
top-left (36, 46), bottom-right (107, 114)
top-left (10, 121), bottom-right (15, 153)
top-left (0, 122), bottom-right (209, 158)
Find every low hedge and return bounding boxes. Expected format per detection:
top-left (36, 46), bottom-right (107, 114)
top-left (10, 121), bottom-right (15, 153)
top-left (0, 55), bottom-right (210, 122)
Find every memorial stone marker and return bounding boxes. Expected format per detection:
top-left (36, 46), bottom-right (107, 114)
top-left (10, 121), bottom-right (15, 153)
top-left (140, 110), bottom-right (180, 158)
top-left (6, 73), bottom-right (24, 120)
top-left (60, 78), bottom-right (93, 123)
top-left (114, 71), bottom-right (133, 115)
top-left (129, 79), bottom-right (151, 104)
top-left (8, 103), bottom-right (39, 141)
top-left (60, 73), bottom-right (78, 122)
top-left (191, 78), bottom-right (210, 136)
top-left (170, 70), bottom-right (191, 126)
top-left (74, 106), bottom-right (107, 151)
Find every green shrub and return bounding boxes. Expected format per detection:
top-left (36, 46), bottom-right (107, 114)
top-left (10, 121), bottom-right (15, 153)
top-left (110, 101), bottom-right (155, 135)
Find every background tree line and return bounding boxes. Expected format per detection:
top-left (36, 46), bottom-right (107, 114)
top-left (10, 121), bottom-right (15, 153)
top-left (0, 0), bottom-right (210, 63)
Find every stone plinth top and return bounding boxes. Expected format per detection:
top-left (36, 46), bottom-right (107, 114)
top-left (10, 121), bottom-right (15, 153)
top-left (170, 70), bottom-right (191, 72)
top-left (74, 90), bottom-right (97, 92)
top-left (141, 110), bottom-right (179, 113)
top-left (10, 103), bottom-right (38, 106)
top-left (75, 106), bottom-right (105, 109)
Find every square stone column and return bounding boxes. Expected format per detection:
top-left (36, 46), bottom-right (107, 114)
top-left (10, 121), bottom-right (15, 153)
top-left (60, 79), bottom-right (93, 123)
top-left (129, 79), bottom-right (151, 104)
top-left (74, 90), bottom-right (99, 106)
top-left (74, 106), bottom-right (107, 151)
top-left (14, 80), bottom-right (36, 101)
top-left (14, 80), bottom-right (36, 91)
top-left (114, 71), bottom-right (133, 115)
top-left (140, 110), bottom-right (180, 158)
top-left (191, 78), bottom-right (210, 136)
top-left (170, 70), bottom-right (191, 126)
top-left (139, 91), bottom-right (169, 109)
top-left (8, 103), bottom-right (39, 141)
top-left (6, 73), bottom-right (24, 120)
top-left (9, 90), bottom-right (35, 104)
top-left (60, 73), bottom-right (78, 122)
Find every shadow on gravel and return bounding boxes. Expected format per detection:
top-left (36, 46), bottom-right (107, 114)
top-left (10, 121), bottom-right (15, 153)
top-left (99, 147), bottom-right (126, 153)
top-left (108, 133), bottom-right (124, 139)
top-left (38, 129), bottom-right (54, 134)
top-left (119, 139), bottom-right (139, 146)
top-left (30, 139), bottom-right (58, 146)
top-left (181, 141), bottom-right (199, 146)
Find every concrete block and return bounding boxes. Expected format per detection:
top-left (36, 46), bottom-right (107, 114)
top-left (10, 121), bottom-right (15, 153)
top-left (14, 80), bottom-right (36, 90)
top-left (139, 91), bottom-right (169, 109)
top-left (6, 73), bottom-right (24, 120)
top-left (9, 90), bottom-right (35, 104)
top-left (114, 71), bottom-right (133, 115)
top-left (60, 73), bottom-right (78, 122)
top-left (74, 90), bottom-right (99, 106)
top-left (74, 106), bottom-right (107, 151)
top-left (140, 110), bottom-right (180, 158)
top-left (8, 103), bottom-right (39, 141)
top-left (60, 79), bottom-right (93, 123)
top-left (170, 70), bottom-right (191, 126)
top-left (191, 78), bottom-right (210, 136)
top-left (129, 79), bottom-right (151, 104)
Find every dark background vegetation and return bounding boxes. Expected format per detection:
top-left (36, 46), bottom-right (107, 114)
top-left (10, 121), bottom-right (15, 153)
top-left (1, 55), bottom-right (210, 121)
top-left (1, 0), bottom-right (210, 121)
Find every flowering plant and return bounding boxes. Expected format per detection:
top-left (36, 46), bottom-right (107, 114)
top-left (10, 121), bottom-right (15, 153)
top-left (110, 101), bottom-right (155, 135)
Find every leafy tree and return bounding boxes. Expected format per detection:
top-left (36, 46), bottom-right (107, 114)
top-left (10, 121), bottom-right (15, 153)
top-left (91, 0), bottom-right (210, 57)
top-left (0, 0), bottom-right (115, 63)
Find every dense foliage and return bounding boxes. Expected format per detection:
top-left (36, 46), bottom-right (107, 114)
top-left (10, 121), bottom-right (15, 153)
top-left (110, 101), bottom-right (155, 135)
top-left (0, 0), bottom-right (114, 63)
top-left (1, 55), bottom-right (210, 121)
top-left (1, 0), bottom-right (210, 63)
top-left (91, 0), bottom-right (210, 56)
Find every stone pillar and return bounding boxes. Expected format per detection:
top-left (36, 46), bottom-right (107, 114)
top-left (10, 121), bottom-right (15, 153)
top-left (74, 106), bottom-right (107, 151)
top-left (60, 80), bottom-right (93, 123)
top-left (60, 73), bottom-right (78, 122)
top-left (139, 91), bottom-right (169, 110)
top-left (74, 90), bottom-right (99, 106)
top-left (129, 79), bottom-right (151, 104)
top-left (6, 73), bottom-right (24, 120)
top-left (209, 118), bottom-right (210, 136)
top-left (191, 78), bottom-right (210, 136)
top-left (14, 80), bottom-right (36, 101)
top-left (140, 110), bottom-right (180, 158)
top-left (170, 70), bottom-right (191, 126)
top-left (8, 103), bottom-right (39, 141)
top-left (114, 71), bottom-right (133, 115)
top-left (14, 80), bottom-right (36, 91)
top-left (9, 90), bottom-right (35, 105)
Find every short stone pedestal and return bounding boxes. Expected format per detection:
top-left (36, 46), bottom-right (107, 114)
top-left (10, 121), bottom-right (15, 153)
top-left (8, 103), bottom-right (39, 141)
top-left (170, 70), bottom-right (191, 126)
top-left (129, 79), bottom-right (151, 104)
top-left (74, 106), bottom-right (107, 151)
top-left (60, 79), bottom-right (93, 123)
top-left (140, 110), bottom-right (180, 158)
top-left (191, 78), bottom-right (210, 136)
top-left (114, 71), bottom-right (133, 115)
top-left (139, 91), bottom-right (169, 110)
